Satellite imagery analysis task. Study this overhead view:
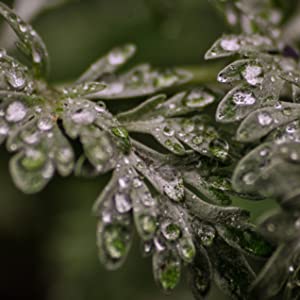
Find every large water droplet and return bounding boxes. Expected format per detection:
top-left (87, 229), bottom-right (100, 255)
top-left (71, 109), bottom-right (96, 125)
top-left (114, 193), bottom-right (132, 213)
top-left (257, 112), bottom-right (273, 126)
top-left (161, 221), bottom-right (181, 241)
top-left (241, 64), bottom-right (263, 86)
top-left (232, 90), bottom-right (256, 106)
top-left (220, 37), bottom-right (240, 51)
top-left (6, 69), bottom-right (26, 90)
top-left (5, 101), bottom-right (27, 122)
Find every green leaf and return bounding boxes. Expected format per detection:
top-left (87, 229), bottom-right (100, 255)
top-left (0, 2), bottom-right (49, 77)
top-left (237, 102), bottom-right (300, 142)
top-left (77, 44), bottom-right (136, 83)
top-left (207, 237), bottom-right (256, 300)
top-left (205, 34), bottom-right (274, 60)
top-left (216, 224), bottom-right (274, 258)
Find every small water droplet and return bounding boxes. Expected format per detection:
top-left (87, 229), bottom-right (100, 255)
top-left (242, 172), bottom-right (256, 185)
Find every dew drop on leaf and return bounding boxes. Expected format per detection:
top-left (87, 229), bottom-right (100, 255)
top-left (114, 193), bottom-right (132, 213)
top-left (161, 221), bottom-right (181, 241)
top-left (220, 37), bottom-right (240, 51)
top-left (5, 101), bottom-right (27, 122)
top-left (258, 111), bottom-right (273, 126)
top-left (153, 249), bottom-right (181, 292)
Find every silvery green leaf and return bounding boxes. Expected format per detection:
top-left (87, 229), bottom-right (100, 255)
top-left (168, 117), bottom-right (229, 160)
top-left (207, 237), bottom-right (256, 300)
top-left (205, 34), bottom-right (274, 60)
top-left (96, 218), bottom-right (133, 270)
top-left (183, 169), bottom-right (232, 205)
top-left (280, 69), bottom-right (300, 88)
top-left (62, 82), bottom-right (106, 99)
top-left (185, 189), bottom-right (249, 226)
top-left (0, 3), bottom-right (49, 77)
top-left (131, 142), bottom-right (185, 202)
top-left (77, 44), bottom-right (136, 83)
top-left (237, 102), bottom-right (300, 142)
top-left (130, 176), bottom-right (158, 240)
top-left (117, 89), bottom-right (216, 122)
top-left (218, 59), bottom-right (264, 86)
top-left (89, 64), bottom-right (192, 99)
top-left (233, 141), bottom-right (300, 199)
top-left (216, 224), bottom-right (273, 258)
top-left (153, 248), bottom-right (181, 293)
top-left (216, 84), bottom-right (260, 123)
top-left (188, 245), bottom-right (212, 299)
top-left (10, 150), bottom-right (54, 193)
top-left (250, 241), bottom-right (300, 299)
top-left (259, 211), bottom-right (300, 243)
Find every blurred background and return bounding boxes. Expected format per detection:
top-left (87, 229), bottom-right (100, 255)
top-left (0, 0), bottom-right (278, 299)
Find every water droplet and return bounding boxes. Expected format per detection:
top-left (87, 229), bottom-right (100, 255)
top-left (71, 109), bottom-right (96, 125)
top-left (21, 149), bottom-right (46, 171)
top-left (6, 101), bottom-right (27, 122)
top-left (132, 177), bottom-right (143, 188)
top-left (0, 122), bottom-right (9, 136)
top-left (185, 89), bottom-right (215, 108)
top-left (197, 225), bottom-right (215, 247)
top-left (108, 50), bottom-right (127, 65)
top-left (163, 126), bottom-right (175, 137)
top-left (192, 136), bottom-right (203, 145)
top-left (258, 112), bottom-right (273, 126)
top-left (139, 215), bottom-right (157, 237)
top-left (103, 224), bottom-right (128, 259)
top-left (232, 90), bottom-right (256, 106)
top-left (37, 117), bottom-right (53, 131)
top-left (118, 177), bottom-right (130, 190)
top-left (114, 193), bottom-right (132, 213)
top-left (241, 64), bottom-right (263, 86)
top-left (220, 37), bottom-right (240, 51)
top-left (242, 172), bottom-right (256, 185)
top-left (161, 221), bottom-right (181, 241)
top-left (178, 238), bottom-right (196, 263)
top-left (209, 138), bottom-right (229, 160)
top-left (6, 70), bottom-right (26, 90)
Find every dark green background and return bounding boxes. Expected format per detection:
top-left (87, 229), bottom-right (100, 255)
top-left (0, 1), bottom-right (276, 299)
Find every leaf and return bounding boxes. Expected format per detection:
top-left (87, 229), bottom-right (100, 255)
top-left (218, 59), bottom-right (264, 86)
top-left (216, 224), bottom-right (274, 258)
top-left (250, 241), bottom-right (300, 299)
top-left (205, 34), bottom-right (274, 60)
top-left (130, 142), bottom-right (185, 202)
top-left (153, 248), bottom-right (181, 293)
top-left (183, 168), bottom-right (233, 206)
top-left (77, 44), bottom-right (136, 83)
top-left (237, 102), bottom-right (300, 142)
top-left (130, 176), bottom-right (159, 240)
top-left (188, 245), bottom-right (212, 299)
top-left (185, 189), bottom-right (249, 226)
top-left (259, 211), bottom-right (300, 244)
top-left (207, 236), bottom-right (256, 300)
top-left (87, 64), bottom-right (192, 99)
top-left (0, 2), bottom-right (49, 77)
top-left (10, 150), bottom-right (54, 193)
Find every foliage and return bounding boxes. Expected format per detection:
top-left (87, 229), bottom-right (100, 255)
top-left (1, 0), bottom-right (300, 299)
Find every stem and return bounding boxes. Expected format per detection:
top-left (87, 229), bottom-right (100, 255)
top-left (179, 63), bottom-right (222, 85)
